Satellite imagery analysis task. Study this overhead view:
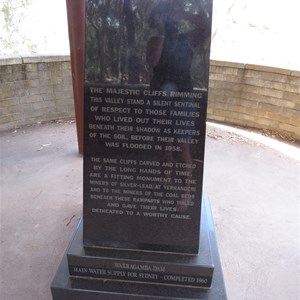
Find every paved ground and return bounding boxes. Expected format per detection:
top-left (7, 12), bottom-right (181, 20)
top-left (0, 121), bottom-right (299, 300)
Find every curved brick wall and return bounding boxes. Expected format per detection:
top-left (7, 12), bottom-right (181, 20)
top-left (0, 55), bottom-right (74, 131)
top-left (0, 56), bottom-right (299, 140)
top-left (208, 60), bottom-right (300, 141)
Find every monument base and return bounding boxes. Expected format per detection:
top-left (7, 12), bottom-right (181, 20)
top-left (51, 197), bottom-right (227, 299)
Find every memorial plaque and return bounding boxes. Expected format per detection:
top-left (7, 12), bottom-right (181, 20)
top-left (51, 1), bottom-right (228, 299)
top-left (83, 0), bottom-right (213, 254)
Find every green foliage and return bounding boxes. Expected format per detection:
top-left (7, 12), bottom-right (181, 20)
top-left (0, 0), bottom-right (37, 55)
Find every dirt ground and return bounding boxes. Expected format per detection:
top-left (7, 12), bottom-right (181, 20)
top-left (0, 121), bottom-right (299, 300)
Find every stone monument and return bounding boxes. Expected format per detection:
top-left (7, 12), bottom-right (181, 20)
top-left (51, 0), bottom-right (227, 298)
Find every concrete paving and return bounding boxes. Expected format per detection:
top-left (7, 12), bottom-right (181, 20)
top-left (0, 121), bottom-right (299, 300)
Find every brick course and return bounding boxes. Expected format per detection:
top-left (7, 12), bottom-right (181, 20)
top-left (0, 55), bottom-right (74, 131)
top-left (208, 60), bottom-right (300, 141)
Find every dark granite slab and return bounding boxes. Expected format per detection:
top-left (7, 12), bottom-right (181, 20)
top-left (68, 196), bottom-right (213, 288)
top-left (51, 197), bottom-right (227, 299)
top-left (82, 0), bottom-right (213, 254)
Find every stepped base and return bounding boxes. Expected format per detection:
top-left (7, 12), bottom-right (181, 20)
top-left (51, 196), bottom-right (227, 299)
